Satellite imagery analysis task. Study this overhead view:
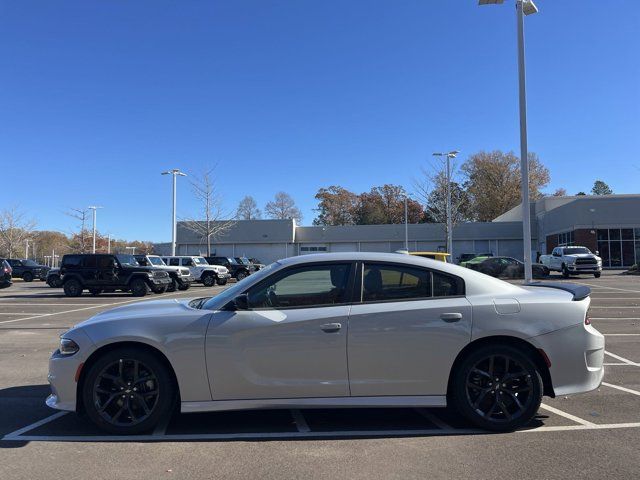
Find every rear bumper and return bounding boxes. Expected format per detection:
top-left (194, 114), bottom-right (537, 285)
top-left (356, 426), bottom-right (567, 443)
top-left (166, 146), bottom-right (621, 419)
top-left (529, 322), bottom-right (605, 396)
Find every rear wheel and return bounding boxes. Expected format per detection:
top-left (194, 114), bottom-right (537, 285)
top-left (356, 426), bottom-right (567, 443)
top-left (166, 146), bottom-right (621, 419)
top-left (451, 345), bottom-right (543, 432)
top-left (63, 279), bottom-right (83, 297)
top-left (82, 347), bottom-right (176, 435)
top-left (129, 278), bottom-right (148, 297)
top-left (562, 265), bottom-right (570, 278)
top-left (23, 272), bottom-right (34, 282)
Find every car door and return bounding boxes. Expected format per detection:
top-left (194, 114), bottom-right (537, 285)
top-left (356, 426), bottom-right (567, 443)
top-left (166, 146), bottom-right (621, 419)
top-left (96, 255), bottom-right (120, 286)
top-left (205, 262), bottom-right (354, 400)
top-left (347, 262), bottom-right (472, 397)
top-left (80, 256), bottom-right (98, 286)
top-left (551, 248), bottom-right (562, 269)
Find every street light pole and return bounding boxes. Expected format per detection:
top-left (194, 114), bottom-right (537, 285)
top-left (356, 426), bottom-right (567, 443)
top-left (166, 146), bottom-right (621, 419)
top-left (107, 233), bottom-right (112, 254)
top-left (161, 169), bottom-right (187, 256)
top-left (479, 0), bottom-right (537, 283)
top-left (433, 150), bottom-right (459, 259)
top-left (404, 195), bottom-right (409, 251)
top-left (87, 206), bottom-right (103, 254)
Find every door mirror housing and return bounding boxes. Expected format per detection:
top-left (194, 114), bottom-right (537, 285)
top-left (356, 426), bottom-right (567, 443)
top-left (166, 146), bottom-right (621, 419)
top-left (233, 293), bottom-right (249, 310)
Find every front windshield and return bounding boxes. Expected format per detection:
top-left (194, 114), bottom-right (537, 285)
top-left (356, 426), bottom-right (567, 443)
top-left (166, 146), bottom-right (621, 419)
top-left (148, 257), bottom-right (165, 266)
top-left (564, 247), bottom-right (591, 255)
top-left (201, 262), bottom-right (279, 310)
top-left (22, 259), bottom-right (39, 267)
top-left (116, 254), bottom-right (140, 267)
top-left (194, 257), bottom-right (208, 265)
top-left (237, 257), bottom-right (250, 265)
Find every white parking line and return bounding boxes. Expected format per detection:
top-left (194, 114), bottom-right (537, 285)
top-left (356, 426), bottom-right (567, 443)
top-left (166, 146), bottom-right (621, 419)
top-left (539, 403), bottom-right (596, 427)
top-left (2, 411), bottom-right (68, 440)
top-left (591, 317), bottom-right (640, 320)
top-left (0, 303), bottom-right (108, 306)
top-left (416, 408), bottom-right (452, 430)
top-left (604, 334), bottom-right (640, 336)
top-left (290, 409), bottom-right (311, 433)
top-left (577, 283), bottom-right (640, 294)
top-left (602, 382), bottom-right (640, 397)
top-left (604, 350), bottom-right (640, 366)
top-left (590, 306), bottom-right (640, 309)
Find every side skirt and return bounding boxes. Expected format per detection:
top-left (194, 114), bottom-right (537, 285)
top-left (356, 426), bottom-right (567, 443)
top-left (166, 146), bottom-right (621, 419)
top-left (181, 395), bottom-right (447, 413)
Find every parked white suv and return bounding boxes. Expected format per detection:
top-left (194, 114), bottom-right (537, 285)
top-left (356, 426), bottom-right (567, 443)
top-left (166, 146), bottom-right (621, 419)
top-left (134, 255), bottom-right (193, 292)
top-left (161, 256), bottom-right (231, 286)
top-left (540, 246), bottom-right (602, 278)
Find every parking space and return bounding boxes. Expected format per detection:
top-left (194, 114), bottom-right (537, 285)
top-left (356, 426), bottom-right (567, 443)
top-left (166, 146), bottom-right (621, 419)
top-left (1, 272), bottom-right (639, 478)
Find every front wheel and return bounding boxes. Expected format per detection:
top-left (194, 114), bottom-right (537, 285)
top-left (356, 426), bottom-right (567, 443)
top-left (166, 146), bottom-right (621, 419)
top-left (177, 282), bottom-right (190, 291)
top-left (152, 285), bottom-right (167, 294)
top-left (562, 265), bottom-right (570, 278)
top-left (129, 278), bottom-right (148, 297)
top-left (594, 272), bottom-right (601, 278)
top-left (235, 271), bottom-right (247, 281)
top-left (23, 272), bottom-right (34, 282)
top-left (451, 345), bottom-right (543, 432)
top-left (201, 273), bottom-right (215, 287)
top-left (216, 279), bottom-right (227, 286)
top-left (81, 347), bottom-right (176, 434)
top-left (166, 278), bottom-right (177, 293)
top-left (63, 279), bottom-right (83, 297)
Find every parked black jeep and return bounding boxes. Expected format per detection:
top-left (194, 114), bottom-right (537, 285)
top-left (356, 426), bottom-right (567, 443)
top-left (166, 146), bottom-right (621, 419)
top-left (59, 254), bottom-right (171, 297)
top-left (0, 259), bottom-right (12, 289)
top-left (205, 256), bottom-right (252, 281)
top-left (5, 258), bottom-right (50, 282)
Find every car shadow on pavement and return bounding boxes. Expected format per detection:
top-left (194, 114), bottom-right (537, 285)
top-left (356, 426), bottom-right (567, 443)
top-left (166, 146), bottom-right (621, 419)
top-left (0, 385), bottom-right (552, 447)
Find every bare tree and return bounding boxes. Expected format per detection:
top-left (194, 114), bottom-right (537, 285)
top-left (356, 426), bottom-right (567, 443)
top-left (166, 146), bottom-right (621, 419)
top-left (236, 196), bottom-right (262, 220)
top-left (0, 206), bottom-right (37, 258)
top-left (65, 207), bottom-right (92, 253)
top-left (414, 160), bottom-right (472, 244)
top-left (265, 191), bottom-right (303, 223)
top-left (181, 168), bottom-right (235, 256)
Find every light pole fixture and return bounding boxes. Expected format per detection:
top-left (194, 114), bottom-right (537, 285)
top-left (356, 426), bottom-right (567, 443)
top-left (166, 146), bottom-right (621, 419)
top-left (125, 246), bottom-right (137, 255)
top-left (478, 0), bottom-right (537, 283)
top-left (161, 169), bottom-right (187, 256)
top-left (87, 206), bottom-right (103, 254)
top-left (433, 150), bottom-right (459, 259)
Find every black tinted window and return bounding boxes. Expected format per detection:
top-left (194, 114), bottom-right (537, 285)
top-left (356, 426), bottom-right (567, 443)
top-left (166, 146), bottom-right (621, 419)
top-left (169, 258), bottom-right (180, 266)
top-left (81, 256), bottom-right (97, 268)
top-left (433, 271), bottom-right (463, 297)
top-left (363, 264), bottom-right (432, 302)
top-left (62, 255), bottom-right (82, 267)
top-left (247, 263), bottom-right (351, 309)
top-left (97, 256), bottom-right (116, 268)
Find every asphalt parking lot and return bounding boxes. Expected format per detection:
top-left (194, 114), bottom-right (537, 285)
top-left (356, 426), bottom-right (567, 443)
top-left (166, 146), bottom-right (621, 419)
top-left (1, 272), bottom-right (639, 479)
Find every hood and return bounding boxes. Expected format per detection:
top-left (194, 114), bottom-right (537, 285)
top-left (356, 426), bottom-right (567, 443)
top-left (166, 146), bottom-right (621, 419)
top-left (565, 253), bottom-right (598, 258)
top-left (74, 298), bottom-right (197, 328)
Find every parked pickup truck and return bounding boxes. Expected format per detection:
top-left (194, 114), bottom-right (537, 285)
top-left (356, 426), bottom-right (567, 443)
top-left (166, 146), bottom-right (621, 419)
top-left (540, 246), bottom-right (602, 278)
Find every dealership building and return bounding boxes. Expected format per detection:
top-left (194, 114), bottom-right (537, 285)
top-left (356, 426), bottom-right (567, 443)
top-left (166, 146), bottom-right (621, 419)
top-left (154, 194), bottom-right (640, 268)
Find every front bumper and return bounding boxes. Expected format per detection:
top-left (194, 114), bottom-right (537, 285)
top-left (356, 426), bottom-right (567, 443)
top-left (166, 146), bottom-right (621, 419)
top-left (530, 322), bottom-right (605, 396)
top-left (216, 273), bottom-right (231, 280)
top-left (149, 276), bottom-right (172, 287)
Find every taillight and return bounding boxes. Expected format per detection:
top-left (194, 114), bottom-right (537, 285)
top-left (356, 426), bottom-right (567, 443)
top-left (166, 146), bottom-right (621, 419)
top-left (585, 307), bottom-right (591, 325)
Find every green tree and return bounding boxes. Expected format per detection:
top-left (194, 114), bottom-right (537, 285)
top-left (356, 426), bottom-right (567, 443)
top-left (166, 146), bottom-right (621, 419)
top-left (591, 180), bottom-right (613, 195)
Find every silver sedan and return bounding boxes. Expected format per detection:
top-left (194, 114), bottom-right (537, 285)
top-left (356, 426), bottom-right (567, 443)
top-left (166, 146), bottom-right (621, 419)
top-left (47, 252), bottom-right (604, 434)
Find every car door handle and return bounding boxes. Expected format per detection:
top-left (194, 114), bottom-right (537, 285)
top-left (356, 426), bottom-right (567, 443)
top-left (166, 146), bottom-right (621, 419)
top-left (440, 313), bottom-right (462, 322)
top-left (320, 323), bottom-right (342, 332)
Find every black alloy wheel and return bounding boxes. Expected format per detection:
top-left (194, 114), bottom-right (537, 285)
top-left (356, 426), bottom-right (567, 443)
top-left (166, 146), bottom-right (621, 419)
top-left (201, 273), bottom-right (215, 287)
top-left (216, 279), bottom-right (227, 286)
top-left (152, 285), bottom-right (167, 294)
top-left (63, 279), bottom-right (83, 297)
top-left (23, 271), bottom-right (34, 282)
top-left (129, 278), bottom-right (148, 297)
top-left (82, 348), bottom-right (176, 434)
top-left (452, 345), bottom-right (543, 432)
top-left (166, 278), bottom-right (177, 292)
top-left (236, 271), bottom-right (247, 281)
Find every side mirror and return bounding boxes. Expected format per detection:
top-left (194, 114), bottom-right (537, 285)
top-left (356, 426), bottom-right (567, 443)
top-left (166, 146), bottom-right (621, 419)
top-left (233, 294), bottom-right (249, 310)
top-left (595, 251), bottom-right (599, 256)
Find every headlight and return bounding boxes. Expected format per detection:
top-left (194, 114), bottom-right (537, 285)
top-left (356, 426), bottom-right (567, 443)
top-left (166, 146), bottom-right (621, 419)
top-left (59, 338), bottom-right (79, 356)
top-left (147, 272), bottom-right (155, 277)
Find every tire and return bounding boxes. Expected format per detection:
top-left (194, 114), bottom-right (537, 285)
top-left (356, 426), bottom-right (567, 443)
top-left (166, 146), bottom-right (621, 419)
top-left (81, 346), bottom-right (176, 435)
top-left (89, 288), bottom-right (103, 296)
top-left (48, 276), bottom-right (62, 288)
top-left (235, 271), bottom-right (247, 281)
top-left (166, 278), bottom-right (177, 293)
top-left (216, 279), bottom-right (227, 286)
top-left (594, 272), bottom-right (601, 278)
top-left (152, 286), bottom-right (168, 294)
top-left (201, 273), bottom-right (215, 287)
top-left (562, 265), bottom-right (570, 278)
top-left (63, 278), bottom-right (83, 297)
top-left (22, 272), bottom-right (34, 282)
top-left (451, 344), bottom-right (543, 432)
top-left (177, 282), bottom-right (190, 291)
top-left (129, 278), bottom-right (148, 297)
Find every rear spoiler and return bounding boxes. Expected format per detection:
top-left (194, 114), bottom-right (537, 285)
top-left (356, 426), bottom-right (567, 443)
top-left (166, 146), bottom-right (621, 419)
top-left (526, 282), bottom-right (591, 301)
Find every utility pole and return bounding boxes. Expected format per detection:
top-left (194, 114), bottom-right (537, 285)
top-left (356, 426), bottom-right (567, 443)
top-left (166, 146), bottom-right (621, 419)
top-left (88, 206), bottom-right (103, 254)
top-left (161, 169), bottom-right (187, 256)
top-left (404, 195), bottom-right (409, 251)
top-left (433, 150), bottom-right (459, 259)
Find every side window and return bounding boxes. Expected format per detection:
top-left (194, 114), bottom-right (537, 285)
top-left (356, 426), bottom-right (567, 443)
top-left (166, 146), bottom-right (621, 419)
top-left (81, 256), bottom-right (97, 268)
top-left (182, 258), bottom-right (194, 267)
top-left (62, 255), bottom-right (82, 267)
top-left (169, 258), bottom-right (180, 266)
top-left (247, 263), bottom-right (351, 309)
top-left (97, 256), bottom-right (115, 269)
top-left (433, 271), bottom-right (464, 297)
top-left (362, 263), bottom-right (432, 302)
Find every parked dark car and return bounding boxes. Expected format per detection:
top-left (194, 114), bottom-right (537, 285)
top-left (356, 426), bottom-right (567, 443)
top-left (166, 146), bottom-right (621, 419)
top-left (59, 253), bottom-right (171, 297)
top-left (234, 257), bottom-right (257, 274)
top-left (457, 253), bottom-right (493, 264)
top-left (248, 258), bottom-right (266, 270)
top-left (46, 268), bottom-right (63, 287)
top-left (471, 256), bottom-right (549, 279)
top-left (0, 259), bottom-right (12, 289)
top-left (205, 256), bottom-right (252, 281)
top-left (5, 258), bottom-right (50, 282)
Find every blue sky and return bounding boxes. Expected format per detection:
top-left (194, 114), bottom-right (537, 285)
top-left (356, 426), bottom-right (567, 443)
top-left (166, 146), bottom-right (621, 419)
top-left (1, 1), bottom-right (638, 241)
